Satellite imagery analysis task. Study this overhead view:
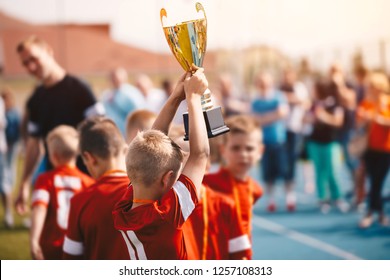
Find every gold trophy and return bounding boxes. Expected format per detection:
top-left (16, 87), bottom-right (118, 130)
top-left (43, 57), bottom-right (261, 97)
top-left (160, 2), bottom-right (229, 140)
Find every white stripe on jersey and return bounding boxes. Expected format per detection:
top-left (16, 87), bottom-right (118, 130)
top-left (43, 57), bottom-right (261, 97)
top-left (228, 234), bottom-right (251, 253)
top-left (126, 231), bottom-right (147, 260)
top-left (63, 236), bottom-right (84, 255)
top-left (54, 175), bottom-right (82, 190)
top-left (119, 230), bottom-right (137, 260)
top-left (172, 181), bottom-right (195, 221)
top-left (32, 189), bottom-right (50, 204)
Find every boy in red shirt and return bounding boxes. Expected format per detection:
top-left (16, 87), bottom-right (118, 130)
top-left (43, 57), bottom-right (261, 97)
top-left (63, 117), bottom-right (130, 259)
top-left (203, 115), bottom-right (263, 256)
top-left (30, 125), bottom-right (94, 259)
top-left (168, 128), bottom-right (251, 260)
top-left (113, 68), bottom-right (209, 259)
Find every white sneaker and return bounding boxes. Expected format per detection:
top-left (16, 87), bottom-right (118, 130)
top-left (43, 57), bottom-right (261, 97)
top-left (4, 211), bottom-right (14, 229)
top-left (359, 215), bottom-right (373, 228)
top-left (22, 217), bottom-right (31, 229)
top-left (336, 200), bottom-right (350, 213)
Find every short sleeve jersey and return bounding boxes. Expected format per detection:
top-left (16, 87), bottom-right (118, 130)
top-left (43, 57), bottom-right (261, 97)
top-left (27, 75), bottom-right (98, 139)
top-left (31, 166), bottom-right (94, 259)
top-left (182, 186), bottom-right (252, 260)
top-left (203, 168), bottom-right (262, 238)
top-left (63, 174), bottom-right (130, 259)
top-left (358, 98), bottom-right (390, 152)
top-left (113, 174), bottom-right (198, 260)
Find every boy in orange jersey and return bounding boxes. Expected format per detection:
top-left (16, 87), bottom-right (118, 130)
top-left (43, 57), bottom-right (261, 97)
top-left (169, 128), bottom-right (251, 260)
top-left (203, 115), bottom-right (263, 256)
top-left (113, 68), bottom-right (209, 260)
top-left (30, 125), bottom-right (94, 260)
top-left (63, 117), bottom-right (130, 259)
top-left (125, 109), bottom-right (156, 143)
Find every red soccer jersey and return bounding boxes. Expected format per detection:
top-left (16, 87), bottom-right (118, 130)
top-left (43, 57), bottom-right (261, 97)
top-left (31, 165), bottom-right (94, 259)
top-left (203, 168), bottom-right (263, 238)
top-left (182, 185), bottom-right (252, 260)
top-left (113, 174), bottom-right (198, 260)
top-left (63, 173), bottom-right (130, 259)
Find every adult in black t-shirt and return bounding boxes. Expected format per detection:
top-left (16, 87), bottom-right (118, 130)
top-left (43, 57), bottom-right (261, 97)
top-left (15, 35), bottom-right (104, 215)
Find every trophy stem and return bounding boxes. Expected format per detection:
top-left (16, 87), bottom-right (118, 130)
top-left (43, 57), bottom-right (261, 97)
top-left (201, 88), bottom-right (213, 111)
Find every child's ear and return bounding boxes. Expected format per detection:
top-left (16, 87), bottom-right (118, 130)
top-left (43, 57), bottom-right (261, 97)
top-left (161, 170), bottom-right (175, 189)
top-left (82, 151), bottom-right (97, 166)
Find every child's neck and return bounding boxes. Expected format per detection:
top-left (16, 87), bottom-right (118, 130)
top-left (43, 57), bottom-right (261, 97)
top-left (132, 182), bottom-right (161, 209)
top-left (54, 160), bottom-right (76, 169)
top-left (96, 157), bottom-right (126, 179)
top-left (226, 167), bottom-right (249, 181)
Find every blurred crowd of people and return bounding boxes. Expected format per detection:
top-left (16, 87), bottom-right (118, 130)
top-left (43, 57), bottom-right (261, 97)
top-left (211, 62), bottom-right (390, 228)
top-left (0, 35), bottom-right (389, 260)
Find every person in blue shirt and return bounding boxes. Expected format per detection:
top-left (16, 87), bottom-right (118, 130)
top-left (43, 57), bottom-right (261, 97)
top-left (251, 72), bottom-right (293, 212)
top-left (101, 68), bottom-right (146, 136)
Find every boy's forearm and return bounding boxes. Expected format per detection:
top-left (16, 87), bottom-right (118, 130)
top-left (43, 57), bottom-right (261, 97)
top-left (152, 95), bottom-right (182, 135)
top-left (21, 137), bottom-right (43, 186)
top-left (187, 94), bottom-right (210, 158)
top-left (30, 206), bottom-right (47, 246)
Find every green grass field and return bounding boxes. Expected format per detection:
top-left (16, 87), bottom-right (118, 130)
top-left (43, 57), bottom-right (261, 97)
top-left (0, 152), bottom-right (30, 260)
top-left (0, 217), bottom-right (30, 260)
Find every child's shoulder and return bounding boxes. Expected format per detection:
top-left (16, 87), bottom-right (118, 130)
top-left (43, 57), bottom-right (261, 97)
top-left (203, 168), bottom-right (232, 191)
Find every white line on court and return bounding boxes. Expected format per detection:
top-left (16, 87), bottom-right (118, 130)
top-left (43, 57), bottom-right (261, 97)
top-left (252, 215), bottom-right (363, 260)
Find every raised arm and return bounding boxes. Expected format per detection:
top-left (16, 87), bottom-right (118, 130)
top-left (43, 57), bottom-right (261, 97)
top-left (181, 68), bottom-right (210, 196)
top-left (152, 72), bottom-right (186, 134)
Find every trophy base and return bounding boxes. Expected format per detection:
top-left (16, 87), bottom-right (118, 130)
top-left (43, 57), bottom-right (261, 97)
top-left (183, 106), bottom-right (230, 141)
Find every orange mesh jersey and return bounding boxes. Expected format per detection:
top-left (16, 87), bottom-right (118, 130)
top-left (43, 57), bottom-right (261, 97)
top-left (203, 168), bottom-right (263, 238)
top-left (112, 174), bottom-right (198, 260)
top-left (358, 98), bottom-right (390, 152)
top-left (183, 185), bottom-right (252, 260)
top-left (63, 173), bottom-right (130, 259)
top-left (31, 165), bottom-right (94, 259)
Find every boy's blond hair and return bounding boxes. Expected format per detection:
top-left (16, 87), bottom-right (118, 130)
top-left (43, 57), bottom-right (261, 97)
top-left (126, 130), bottom-right (183, 186)
top-left (46, 125), bottom-right (79, 164)
top-left (126, 109), bottom-right (157, 142)
top-left (368, 71), bottom-right (390, 95)
top-left (222, 115), bottom-right (263, 143)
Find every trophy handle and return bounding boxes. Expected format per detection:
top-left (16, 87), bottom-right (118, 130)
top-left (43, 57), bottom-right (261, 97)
top-left (160, 8), bottom-right (167, 27)
top-left (195, 2), bottom-right (207, 26)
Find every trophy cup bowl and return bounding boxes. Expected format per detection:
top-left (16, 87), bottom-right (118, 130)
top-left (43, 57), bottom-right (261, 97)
top-left (160, 2), bottom-right (229, 141)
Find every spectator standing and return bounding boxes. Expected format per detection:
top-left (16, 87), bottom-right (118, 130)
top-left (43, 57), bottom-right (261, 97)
top-left (101, 68), bottom-right (145, 136)
top-left (14, 35), bottom-right (104, 215)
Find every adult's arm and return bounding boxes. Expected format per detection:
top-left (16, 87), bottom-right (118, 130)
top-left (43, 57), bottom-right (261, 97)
top-left (14, 136), bottom-right (43, 215)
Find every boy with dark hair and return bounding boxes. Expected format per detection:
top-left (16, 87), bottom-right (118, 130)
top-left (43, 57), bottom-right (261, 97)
top-left (63, 117), bottom-right (129, 259)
